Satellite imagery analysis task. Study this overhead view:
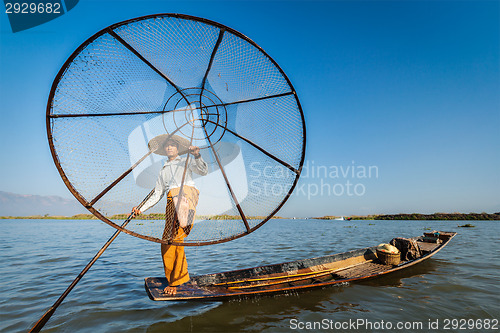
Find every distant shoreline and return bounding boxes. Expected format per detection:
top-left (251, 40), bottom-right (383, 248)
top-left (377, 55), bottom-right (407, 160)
top-left (314, 212), bottom-right (500, 221)
top-left (0, 214), bottom-right (284, 220)
top-left (1, 212), bottom-right (499, 220)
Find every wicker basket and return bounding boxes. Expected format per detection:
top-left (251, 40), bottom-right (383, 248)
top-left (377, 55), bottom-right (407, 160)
top-left (377, 249), bottom-right (401, 265)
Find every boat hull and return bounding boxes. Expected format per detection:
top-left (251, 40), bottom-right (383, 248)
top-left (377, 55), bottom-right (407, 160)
top-left (145, 231), bottom-right (456, 301)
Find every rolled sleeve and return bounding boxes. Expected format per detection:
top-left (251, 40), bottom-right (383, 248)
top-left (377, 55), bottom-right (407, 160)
top-left (191, 156), bottom-right (208, 176)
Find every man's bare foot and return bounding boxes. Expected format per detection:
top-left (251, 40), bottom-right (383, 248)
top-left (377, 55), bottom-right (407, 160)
top-left (163, 286), bottom-right (177, 296)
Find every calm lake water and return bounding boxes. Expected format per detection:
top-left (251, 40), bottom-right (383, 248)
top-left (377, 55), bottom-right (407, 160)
top-left (0, 219), bottom-right (498, 332)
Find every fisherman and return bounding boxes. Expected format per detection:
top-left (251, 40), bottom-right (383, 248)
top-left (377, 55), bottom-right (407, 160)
top-left (132, 135), bottom-right (208, 295)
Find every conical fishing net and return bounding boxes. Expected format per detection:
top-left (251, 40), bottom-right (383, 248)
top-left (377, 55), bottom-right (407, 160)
top-left (47, 14), bottom-right (305, 245)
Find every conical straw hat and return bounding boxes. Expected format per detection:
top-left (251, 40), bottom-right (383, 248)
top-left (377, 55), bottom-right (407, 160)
top-left (148, 134), bottom-right (191, 156)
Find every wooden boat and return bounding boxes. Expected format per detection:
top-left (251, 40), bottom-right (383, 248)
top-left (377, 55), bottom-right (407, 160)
top-left (145, 231), bottom-right (456, 301)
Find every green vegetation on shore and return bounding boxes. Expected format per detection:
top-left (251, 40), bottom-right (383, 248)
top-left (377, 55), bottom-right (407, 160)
top-left (1, 212), bottom-right (499, 220)
top-left (102, 213), bottom-right (283, 220)
top-left (315, 212), bottom-right (500, 221)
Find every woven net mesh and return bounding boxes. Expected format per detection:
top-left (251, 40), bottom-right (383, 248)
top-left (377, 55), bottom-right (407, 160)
top-left (48, 14), bottom-right (305, 245)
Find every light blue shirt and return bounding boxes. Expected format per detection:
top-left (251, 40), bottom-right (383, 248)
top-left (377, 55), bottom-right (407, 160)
top-left (141, 155), bottom-right (208, 212)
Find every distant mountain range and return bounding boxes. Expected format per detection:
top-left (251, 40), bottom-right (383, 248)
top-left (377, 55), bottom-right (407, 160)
top-left (0, 191), bottom-right (93, 216)
top-left (0, 191), bottom-right (89, 216)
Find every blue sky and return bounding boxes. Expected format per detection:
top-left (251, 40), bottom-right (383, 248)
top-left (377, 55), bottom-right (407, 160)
top-left (0, 0), bottom-right (499, 217)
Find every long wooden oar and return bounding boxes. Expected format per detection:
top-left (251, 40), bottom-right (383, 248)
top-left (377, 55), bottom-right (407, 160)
top-left (29, 190), bottom-right (155, 333)
top-left (225, 261), bottom-right (374, 290)
top-left (213, 260), bottom-right (374, 290)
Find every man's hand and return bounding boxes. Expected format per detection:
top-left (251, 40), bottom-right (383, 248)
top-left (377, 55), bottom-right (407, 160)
top-left (189, 146), bottom-right (201, 157)
top-left (130, 206), bottom-right (141, 217)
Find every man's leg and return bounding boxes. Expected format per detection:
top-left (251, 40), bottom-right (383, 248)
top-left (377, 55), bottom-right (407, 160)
top-left (161, 186), bottom-right (199, 295)
top-left (161, 229), bottom-right (190, 295)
